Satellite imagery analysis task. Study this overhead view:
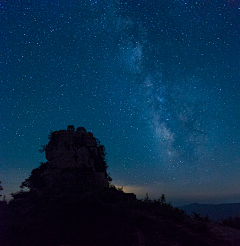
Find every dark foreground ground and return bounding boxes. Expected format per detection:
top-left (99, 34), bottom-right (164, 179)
top-left (0, 193), bottom-right (239, 246)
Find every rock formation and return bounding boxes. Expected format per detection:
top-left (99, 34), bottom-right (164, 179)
top-left (21, 126), bottom-right (111, 194)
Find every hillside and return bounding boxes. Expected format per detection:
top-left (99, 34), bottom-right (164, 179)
top-left (179, 203), bottom-right (240, 221)
top-left (1, 193), bottom-right (240, 246)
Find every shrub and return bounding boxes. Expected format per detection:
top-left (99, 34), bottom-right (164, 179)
top-left (222, 216), bottom-right (240, 230)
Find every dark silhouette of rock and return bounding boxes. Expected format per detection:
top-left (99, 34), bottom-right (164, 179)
top-left (20, 126), bottom-right (111, 195)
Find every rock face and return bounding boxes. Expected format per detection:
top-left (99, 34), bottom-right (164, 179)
top-left (46, 127), bottom-right (104, 170)
top-left (35, 126), bottom-right (110, 192)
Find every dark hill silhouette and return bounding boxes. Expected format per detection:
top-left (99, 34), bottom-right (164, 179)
top-left (2, 192), bottom-right (240, 246)
top-left (179, 203), bottom-right (240, 221)
top-left (1, 126), bottom-right (240, 246)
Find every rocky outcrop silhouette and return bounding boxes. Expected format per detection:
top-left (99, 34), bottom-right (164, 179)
top-left (45, 126), bottom-right (109, 185)
top-left (20, 126), bottom-right (111, 195)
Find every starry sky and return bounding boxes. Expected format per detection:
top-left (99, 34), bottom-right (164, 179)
top-left (1, 0), bottom-right (239, 206)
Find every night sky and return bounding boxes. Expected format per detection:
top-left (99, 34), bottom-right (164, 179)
top-left (1, 0), bottom-right (239, 205)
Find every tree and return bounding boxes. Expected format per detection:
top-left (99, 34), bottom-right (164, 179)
top-left (20, 162), bottom-right (49, 193)
top-left (0, 181), bottom-right (3, 198)
top-left (160, 194), bottom-right (166, 204)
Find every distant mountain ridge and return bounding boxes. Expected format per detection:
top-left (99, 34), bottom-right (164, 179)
top-left (179, 203), bottom-right (240, 221)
